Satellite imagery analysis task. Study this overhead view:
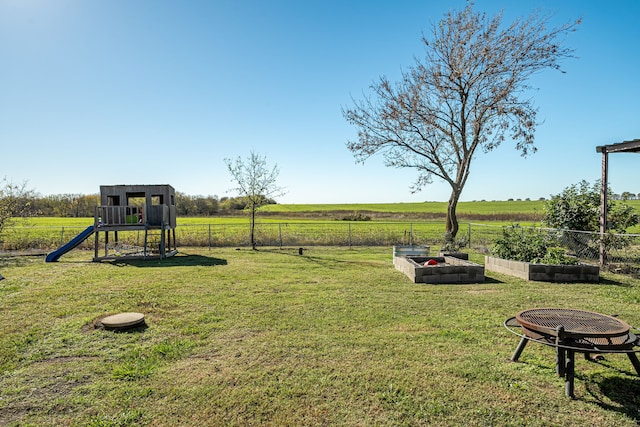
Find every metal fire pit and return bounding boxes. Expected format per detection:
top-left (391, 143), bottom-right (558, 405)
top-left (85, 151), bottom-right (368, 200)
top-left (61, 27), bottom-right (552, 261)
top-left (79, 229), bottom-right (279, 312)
top-left (516, 308), bottom-right (630, 339)
top-left (505, 308), bottom-right (640, 398)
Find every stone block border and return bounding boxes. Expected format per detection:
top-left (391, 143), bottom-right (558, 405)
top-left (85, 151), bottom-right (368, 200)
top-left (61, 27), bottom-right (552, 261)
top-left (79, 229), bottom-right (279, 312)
top-left (394, 255), bottom-right (485, 284)
top-left (484, 256), bottom-right (599, 282)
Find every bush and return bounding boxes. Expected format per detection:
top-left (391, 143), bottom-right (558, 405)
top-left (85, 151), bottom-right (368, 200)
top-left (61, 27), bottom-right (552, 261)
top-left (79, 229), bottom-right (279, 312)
top-left (341, 211), bottom-right (371, 221)
top-left (532, 246), bottom-right (579, 265)
top-left (492, 226), bottom-right (577, 264)
top-left (492, 226), bottom-right (549, 262)
top-left (543, 180), bottom-right (638, 258)
top-left (544, 180), bottom-right (638, 233)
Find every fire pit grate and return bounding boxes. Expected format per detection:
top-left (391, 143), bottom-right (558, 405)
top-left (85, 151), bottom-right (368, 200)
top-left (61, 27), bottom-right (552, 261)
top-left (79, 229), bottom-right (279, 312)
top-left (506, 308), bottom-right (640, 398)
top-left (516, 308), bottom-right (630, 339)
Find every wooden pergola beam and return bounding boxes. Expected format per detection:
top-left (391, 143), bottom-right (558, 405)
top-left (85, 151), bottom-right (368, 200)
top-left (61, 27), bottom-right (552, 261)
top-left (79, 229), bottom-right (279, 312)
top-left (599, 147), bottom-right (608, 266)
top-left (595, 139), bottom-right (640, 267)
top-left (596, 139), bottom-right (640, 154)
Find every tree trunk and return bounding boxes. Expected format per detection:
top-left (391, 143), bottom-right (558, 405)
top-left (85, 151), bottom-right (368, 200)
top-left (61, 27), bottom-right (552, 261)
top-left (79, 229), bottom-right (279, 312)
top-left (446, 192), bottom-right (460, 238)
top-left (250, 203), bottom-right (257, 250)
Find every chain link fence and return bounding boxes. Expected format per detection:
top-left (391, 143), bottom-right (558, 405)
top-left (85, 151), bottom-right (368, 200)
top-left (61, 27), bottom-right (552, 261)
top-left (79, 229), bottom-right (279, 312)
top-left (0, 221), bottom-right (463, 251)
top-left (2, 221), bottom-right (639, 274)
top-left (477, 224), bottom-right (640, 274)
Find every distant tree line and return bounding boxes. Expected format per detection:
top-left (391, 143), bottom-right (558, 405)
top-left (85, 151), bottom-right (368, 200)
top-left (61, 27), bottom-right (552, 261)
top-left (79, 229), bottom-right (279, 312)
top-left (30, 194), bottom-right (100, 217)
top-left (175, 193), bottom-right (276, 217)
top-left (8, 192), bottom-right (277, 218)
top-left (613, 192), bottom-right (639, 201)
top-left (505, 192), bottom-right (640, 202)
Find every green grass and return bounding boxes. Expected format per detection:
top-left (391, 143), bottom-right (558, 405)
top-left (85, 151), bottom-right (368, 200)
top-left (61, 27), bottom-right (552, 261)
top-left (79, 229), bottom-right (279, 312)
top-left (261, 199), bottom-right (640, 214)
top-left (260, 200), bottom-right (548, 218)
top-left (16, 199), bottom-right (640, 222)
top-left (1, 247), bottom-right (640, 426)
top-left (262, 199), bottom-right (540, 213)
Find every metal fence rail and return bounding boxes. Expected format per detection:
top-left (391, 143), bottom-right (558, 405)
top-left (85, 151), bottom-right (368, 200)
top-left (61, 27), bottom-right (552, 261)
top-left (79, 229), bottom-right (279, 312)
top-left (0, 221), bottom-right (463, 250)
top-left (2, 221), bottom-right (639, 273)
top-left (154, 222), bottom-right (456, 248)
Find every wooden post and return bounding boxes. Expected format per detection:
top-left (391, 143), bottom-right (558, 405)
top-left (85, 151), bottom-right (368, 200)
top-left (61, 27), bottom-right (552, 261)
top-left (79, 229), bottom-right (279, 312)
top-left (94, 227), bottom-right (99, 260)
top-left (409, 223), bottom-right (413, 246)
top-left (160, 225), bottom-right (166, 259)
top-left (143, 228), bottom-right (149, 258)
top-left (600, 148), bottom-right (608, 267)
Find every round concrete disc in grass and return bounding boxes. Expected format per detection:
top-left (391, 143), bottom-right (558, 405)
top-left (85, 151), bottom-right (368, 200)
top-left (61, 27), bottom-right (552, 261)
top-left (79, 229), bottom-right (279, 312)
top-left (100, 312), bottom-right (145, 330)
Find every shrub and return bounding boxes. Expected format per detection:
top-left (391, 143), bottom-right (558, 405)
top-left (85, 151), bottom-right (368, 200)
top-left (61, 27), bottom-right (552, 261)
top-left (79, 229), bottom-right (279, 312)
top-left (341, 211), bottom-right (371, 221)
top-left (543, 180), bottom-right (639, 258)
top-left (532, 246), bottom-right (579, 265)
top-left (543, 180), bottom-right (639, 233)
top-left (492, 226), bottom-right (577, 264)
top-left (492, 226), bottom-right (549, 262)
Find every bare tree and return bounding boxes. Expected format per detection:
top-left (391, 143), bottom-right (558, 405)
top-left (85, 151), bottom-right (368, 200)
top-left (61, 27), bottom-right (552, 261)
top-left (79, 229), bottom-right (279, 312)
top-left (343, 3), bottom-right (579, 237)
top-left (0, 178), bottom-right (35, 238)
top-left (224, 151), bottom-right (284, 249)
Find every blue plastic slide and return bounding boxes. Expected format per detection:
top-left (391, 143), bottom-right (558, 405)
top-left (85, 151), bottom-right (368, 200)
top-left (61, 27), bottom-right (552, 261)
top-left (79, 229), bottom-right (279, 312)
top-left (45, 226), bottom-right (95, 262)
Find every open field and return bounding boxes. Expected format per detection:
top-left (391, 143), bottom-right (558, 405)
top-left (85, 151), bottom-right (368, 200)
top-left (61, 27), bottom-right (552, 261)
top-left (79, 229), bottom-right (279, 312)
top-left (4, 201), bottom-right (544, 252)
top-left (260, 200), bottom-right (549, 221)
top-left (0, 219), bottom-right (503, 252)
top-left (263, 199), bottom-right (640, 217)
top-left (14, 198), bottom-right (640, 223)
top-left (3, 199), bottom-right (639, 253)
top-left (11, 199), bottom-right (548, 227)
top-left (1, 247), bottom-right (640, 426)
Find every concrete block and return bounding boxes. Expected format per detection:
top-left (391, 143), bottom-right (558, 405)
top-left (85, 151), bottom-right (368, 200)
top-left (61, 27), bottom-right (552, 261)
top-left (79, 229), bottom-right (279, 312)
top-left (484, 256), bottom-right (599, 282)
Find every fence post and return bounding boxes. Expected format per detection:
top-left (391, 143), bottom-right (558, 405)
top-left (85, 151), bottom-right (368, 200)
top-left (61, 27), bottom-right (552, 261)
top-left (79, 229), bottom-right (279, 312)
top-left (208, 224), bottom-right (211, 250)
top-left (409, 223), bottom-right (413, 246)
top-left (467, 223), bottom-right (471, 248)
top-left (348, 223), bottom-right (352, 248)
top-left (60, 227), bottom-right (64, 246)
top-left (279, 223), bottom-right (283, 249)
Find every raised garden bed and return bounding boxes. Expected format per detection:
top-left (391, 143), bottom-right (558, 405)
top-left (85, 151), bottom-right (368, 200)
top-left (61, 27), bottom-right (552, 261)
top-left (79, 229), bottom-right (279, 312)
top-left (484, 256), bottom-right (599, 282)
top-left (394, 255), bottom-right (485, 284)
top-left (392, 245), bottom-right (430, 259)
top-left (438, 251), bottom-right (469, 260)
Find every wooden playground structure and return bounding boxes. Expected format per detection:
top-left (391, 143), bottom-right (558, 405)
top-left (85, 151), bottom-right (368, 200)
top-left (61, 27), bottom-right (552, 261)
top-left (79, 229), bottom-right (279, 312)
top-left (93, 184), bottom-right (178, 261)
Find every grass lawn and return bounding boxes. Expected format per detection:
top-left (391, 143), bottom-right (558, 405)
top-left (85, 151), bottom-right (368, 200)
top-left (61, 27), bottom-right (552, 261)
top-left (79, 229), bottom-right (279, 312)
top-left (1, 247), bottom-right (640, 426)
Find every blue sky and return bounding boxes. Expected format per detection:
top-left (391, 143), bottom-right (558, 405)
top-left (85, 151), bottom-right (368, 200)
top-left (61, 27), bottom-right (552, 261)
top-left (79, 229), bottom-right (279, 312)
top-left (1, 0), bottom-right (639, 204)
